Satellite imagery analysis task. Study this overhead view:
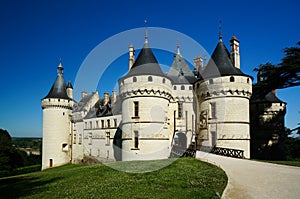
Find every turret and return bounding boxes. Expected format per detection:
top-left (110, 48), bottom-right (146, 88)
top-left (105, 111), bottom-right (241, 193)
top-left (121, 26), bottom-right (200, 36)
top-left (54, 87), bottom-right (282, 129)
top-left (66, 81), bottom-right (73, 99)
top-left (195, 35), bottom-right (252, 158)
top-left (41, 60), bottom-right (73, 170)
top-left (118, 31), bottom-right (173, 161)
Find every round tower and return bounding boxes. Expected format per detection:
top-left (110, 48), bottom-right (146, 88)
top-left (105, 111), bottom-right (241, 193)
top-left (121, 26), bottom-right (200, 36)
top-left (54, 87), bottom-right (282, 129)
top-left (195, 36), bottom-right (252, 158)
top-left (41, 61), bottom-right (73, 170)
top-left (118, 35), bottom-right (173, 161)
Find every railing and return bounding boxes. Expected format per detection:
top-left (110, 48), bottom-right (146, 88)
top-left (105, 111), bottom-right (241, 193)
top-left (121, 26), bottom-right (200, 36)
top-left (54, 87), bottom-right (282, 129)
top-left (169, 145), bottom-right (196, 158)
top-left (211, 147), bottom-right (244, 158)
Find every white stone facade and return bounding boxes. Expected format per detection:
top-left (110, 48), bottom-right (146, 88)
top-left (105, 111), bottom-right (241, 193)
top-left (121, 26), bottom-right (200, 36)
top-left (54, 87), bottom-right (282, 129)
top-left (41, 98), bottom-right (73, 170)
top-left (195, 76), bottom-right (252, 158)
top-left (42, 36), bottom-right (258, 169)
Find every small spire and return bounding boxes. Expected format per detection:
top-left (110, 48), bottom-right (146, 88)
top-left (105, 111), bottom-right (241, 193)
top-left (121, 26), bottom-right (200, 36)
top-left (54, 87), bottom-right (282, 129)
top-left (219, 19), bottom-right (223, 42)
top-left (144, 19), bottom-right (148, 44)
top-left (57, 58), bottom-right (64, 75)
top-left (177, 40), bottom-right (181, 55)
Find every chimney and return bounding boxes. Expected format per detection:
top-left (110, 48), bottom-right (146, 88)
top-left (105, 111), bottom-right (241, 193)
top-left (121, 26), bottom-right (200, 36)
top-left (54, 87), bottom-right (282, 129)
top-left (81, 91), bottom-right (87, 99)
top-left (103, 92), bottom-right (109, 105)
top-left (111, 89), bottom-right (117, 104)
top-left (230, 36), bottom-right (240, 69)
top-left (128, 44), bottom-right (135, 70)
top-left (193, 55), bottom-right (203, 71)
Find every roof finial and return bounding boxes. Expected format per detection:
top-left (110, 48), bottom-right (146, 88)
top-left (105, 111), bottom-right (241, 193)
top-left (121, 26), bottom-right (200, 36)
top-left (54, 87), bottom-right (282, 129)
top-left (219, 19), bottom-right (223, 42)
top-left (144, 19), bottom-right (148, 44)
top-left (57, 58), bottom-right (64, 75)
top-left (177, 39), bottom-right (181, 55)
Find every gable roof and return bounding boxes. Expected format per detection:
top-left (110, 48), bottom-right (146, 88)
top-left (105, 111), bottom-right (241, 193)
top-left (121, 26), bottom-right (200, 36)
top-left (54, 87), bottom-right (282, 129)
top-left (167, 52), bottom-right (197, 84)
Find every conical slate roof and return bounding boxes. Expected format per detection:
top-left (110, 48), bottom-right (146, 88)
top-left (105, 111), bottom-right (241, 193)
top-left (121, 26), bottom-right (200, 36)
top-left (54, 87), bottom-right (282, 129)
top-left (120, 40), bottom-right (167, 81)
top-left (201, 40), bottom-right (248, 79)
top-left (66, 81), bottom-right (73, 89)
top-left (43, 62), bottom-right (71, 100)
top-left (167, 50), bottom-right (197, 84)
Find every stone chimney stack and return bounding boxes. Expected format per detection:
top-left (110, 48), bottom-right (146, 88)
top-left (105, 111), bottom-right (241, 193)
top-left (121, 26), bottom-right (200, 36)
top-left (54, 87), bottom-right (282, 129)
top-left (193, 55), bottom-right (203, 71)
top-left (230, 36), bottom-right (240, 69)
top-left (103, 92), bottom-right (109, 105)
top-left (111, 89), bottom-right (117, 104)
top-left (81, 91), bottom-right (87, 99)
top-left (128, 44), bottom-right (135, 70)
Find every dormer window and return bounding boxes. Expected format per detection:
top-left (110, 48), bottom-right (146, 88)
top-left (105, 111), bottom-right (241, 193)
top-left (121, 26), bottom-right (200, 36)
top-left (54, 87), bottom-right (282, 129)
top-left (230, 76), bottom-right (235, 82)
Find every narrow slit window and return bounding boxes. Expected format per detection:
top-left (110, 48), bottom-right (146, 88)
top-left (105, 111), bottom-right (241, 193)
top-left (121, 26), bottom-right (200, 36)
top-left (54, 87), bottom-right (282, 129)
top-left (134, 101), bottom-right (139, 117)
top-left (134, 131), bottom-right (139, 149)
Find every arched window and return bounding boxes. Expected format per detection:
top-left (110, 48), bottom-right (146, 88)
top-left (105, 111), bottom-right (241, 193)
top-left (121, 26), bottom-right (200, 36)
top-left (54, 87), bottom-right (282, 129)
top-left (133, 77), bottom-right (137, 82)
top-left (174, 86), bottom-right (177, 90)
top-left (148, 76), bottom-right (153, 82)
top-left (181, 85), bottom-right (185, 90)
top-left (162, 78), bottom-right (166, 83)
top-left (230, 76), bottom-right (235, 82)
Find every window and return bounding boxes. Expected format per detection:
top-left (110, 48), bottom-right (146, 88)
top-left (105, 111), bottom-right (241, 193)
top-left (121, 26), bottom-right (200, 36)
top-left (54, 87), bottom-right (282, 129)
top-left (230, 76), bottom-right (235, 82)
top-left (106, 132), bottom-right (110, 145)
top-left (88, 133), bottom-right (92, 145)
top-left (101, 120), bottom-right (104, 128)
top-left (62, 143), bottom-right (68, 152)
top-left (85, 122), bottom-right (87, 129)
top-left (174, 86), bottom-right (177, 90)
top-left (134, 131), bottom-right (139, 149)
top-left (162, 78), bottom-right (166, 83)
top-left (178, 102), bottom-right (183, 118)
top-left (134, 101), bottom-right (139, 117)
top-left (114, 119), bottom-right (117, 127)
top-left (148, 76), bottom-right (153, 82)
top-left (247, 78), bottom-right (250, 84)
top-left (189, 86), bottom-right (192, 90)
top-left (73, 134), bottom-right (76, 144)
top-left (209, 102), bottom-right (216, 119)
top-left (209, 79), bottom-right (213, 84)
top-left (133, 77), bottom-right (137, 82)
top-left (107, 119), bottom-right (110, 128)
top-left (181, 85), bottom-right (185, 90)
top-left (78, 134), bottom-right (82, 144)
top-left (89, 121), bottom-right (92, 129)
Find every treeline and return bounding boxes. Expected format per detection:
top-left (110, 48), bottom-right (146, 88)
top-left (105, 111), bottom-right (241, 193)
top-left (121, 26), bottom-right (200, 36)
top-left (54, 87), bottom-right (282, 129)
top-left (0, 129), bottom-right (41, 177)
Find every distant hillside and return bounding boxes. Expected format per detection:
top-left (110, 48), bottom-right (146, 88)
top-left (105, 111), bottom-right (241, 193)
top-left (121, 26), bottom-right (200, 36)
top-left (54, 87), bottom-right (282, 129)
top-left (12, 137), bottom-right (42, 151)
top-left (0, 158), bottom-right (227, 198)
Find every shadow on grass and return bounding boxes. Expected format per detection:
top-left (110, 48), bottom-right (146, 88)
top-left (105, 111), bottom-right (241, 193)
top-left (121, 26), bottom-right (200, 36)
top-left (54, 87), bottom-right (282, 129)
top-left (0, 174), bottom-right (62, 198)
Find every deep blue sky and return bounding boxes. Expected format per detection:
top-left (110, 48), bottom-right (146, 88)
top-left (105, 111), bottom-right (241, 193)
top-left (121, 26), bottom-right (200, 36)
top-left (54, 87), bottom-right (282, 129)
top-left (0, 0), bottom-right (299, 137)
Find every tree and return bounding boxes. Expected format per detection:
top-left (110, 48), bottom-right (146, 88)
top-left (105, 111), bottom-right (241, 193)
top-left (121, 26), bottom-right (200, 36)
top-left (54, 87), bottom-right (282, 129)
top-left (0, 129), bottom-right (24, 176)
top-left (253, 41), bottom-right (300, 100)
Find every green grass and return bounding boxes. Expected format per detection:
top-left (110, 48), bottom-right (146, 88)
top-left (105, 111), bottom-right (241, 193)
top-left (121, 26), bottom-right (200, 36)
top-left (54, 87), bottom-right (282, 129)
top-left (0, 158), bottom-right (227, 198)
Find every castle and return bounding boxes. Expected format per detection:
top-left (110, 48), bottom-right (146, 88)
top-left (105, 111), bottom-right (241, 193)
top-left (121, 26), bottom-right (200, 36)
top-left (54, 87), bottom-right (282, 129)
top-left (41, 31), bottom-right (286, 170)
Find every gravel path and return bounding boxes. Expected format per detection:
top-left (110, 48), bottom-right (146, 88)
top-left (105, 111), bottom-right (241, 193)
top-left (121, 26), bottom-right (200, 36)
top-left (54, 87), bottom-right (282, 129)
top-left (196, 151), bottom-right (300, 199)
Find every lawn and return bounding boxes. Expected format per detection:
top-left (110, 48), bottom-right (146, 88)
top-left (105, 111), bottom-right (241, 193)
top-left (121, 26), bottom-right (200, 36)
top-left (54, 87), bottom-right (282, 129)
top-left (0, 158), bottom-right (227, 198)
